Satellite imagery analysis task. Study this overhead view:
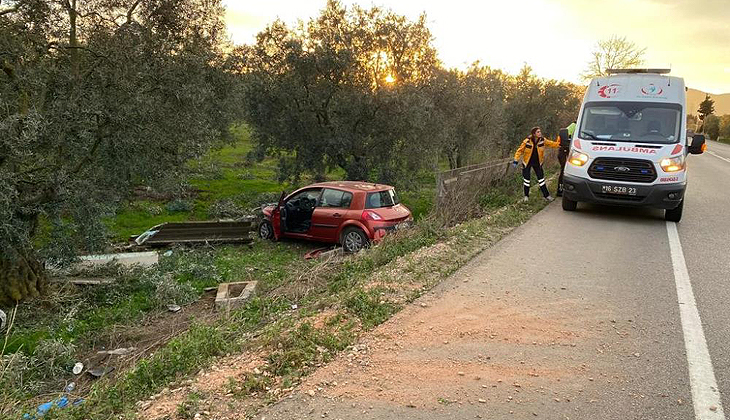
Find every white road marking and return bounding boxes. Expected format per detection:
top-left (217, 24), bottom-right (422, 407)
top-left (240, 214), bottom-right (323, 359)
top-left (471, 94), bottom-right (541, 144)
top-left (667, 221), bottom-right (726, 419)
top-left (708, 151), bottom-right (730, 164)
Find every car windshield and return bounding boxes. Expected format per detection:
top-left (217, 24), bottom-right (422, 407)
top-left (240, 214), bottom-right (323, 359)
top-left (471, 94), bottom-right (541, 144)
top-left (365, 189), bottom-right (399, 209)
top-left (579, 101), bottom-right (681, 144)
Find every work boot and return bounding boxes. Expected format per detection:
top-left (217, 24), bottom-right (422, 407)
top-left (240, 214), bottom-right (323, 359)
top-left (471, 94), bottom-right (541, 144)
top-left (522, 196), bottom-right (529, 203)
top-left (544, 195), bottom-right (555, 202)
top-left (556, 186), bottom-right (563, 197)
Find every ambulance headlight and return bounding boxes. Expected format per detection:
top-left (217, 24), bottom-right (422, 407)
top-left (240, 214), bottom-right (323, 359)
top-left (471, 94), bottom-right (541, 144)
top-left (660, 156), bottom-right (685, 172)
top-left (568, 150), bottom-right (589, 167)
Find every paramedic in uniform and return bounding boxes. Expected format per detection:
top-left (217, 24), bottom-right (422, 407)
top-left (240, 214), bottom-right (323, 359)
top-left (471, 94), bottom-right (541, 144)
top-left (512, 127), bottom-right (559, 202)
top-left (556, 122), bottom-right (576, 197)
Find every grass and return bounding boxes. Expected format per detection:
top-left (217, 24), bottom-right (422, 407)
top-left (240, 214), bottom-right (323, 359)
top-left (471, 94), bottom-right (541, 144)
top-left (1, 239), bottom-right (310, 411)
top-left (106, 124), bottom-right (438, 241)
top-left (717, 137), bottom-right (730, 145)
top-left (106, 124), bottom-right (290, 241)
top-left (25, 171), bottom-right (556, 419)
top-left (176, 391), bottom-right (203, 419)
top-left (345, 287), bottom-right (399, 331)
top-left (5, 120), bottom-right (552, 418)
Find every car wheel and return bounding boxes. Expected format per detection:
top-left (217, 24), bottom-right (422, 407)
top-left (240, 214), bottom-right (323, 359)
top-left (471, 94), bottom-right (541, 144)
top-left (342, 227), bottom-right (368, 253)
top-left (561, 195), bottom-right (578, 211)
top-left (258, 220), bottom-right (275, 240)
top-left (665, 199), bottom-right (684, 223)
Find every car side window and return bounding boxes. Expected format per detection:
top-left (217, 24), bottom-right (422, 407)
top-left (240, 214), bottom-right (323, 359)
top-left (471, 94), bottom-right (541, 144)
top-left (319, 188), bottom-right (353, 208)
top-left (288, 189), bottom-right (321, 207)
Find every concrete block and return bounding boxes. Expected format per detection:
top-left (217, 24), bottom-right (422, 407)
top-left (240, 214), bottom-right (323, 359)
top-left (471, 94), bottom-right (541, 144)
top-left (215, 281), bottom-right (257, 311)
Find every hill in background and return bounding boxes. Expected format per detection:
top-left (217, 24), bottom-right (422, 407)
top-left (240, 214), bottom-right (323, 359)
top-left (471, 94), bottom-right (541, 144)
top-left (687, 88), bottom-right (730, 116)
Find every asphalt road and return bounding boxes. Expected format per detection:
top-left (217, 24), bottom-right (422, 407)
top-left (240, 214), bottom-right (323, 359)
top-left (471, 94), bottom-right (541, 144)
top-left (260, 141), bottom-right (730, 420)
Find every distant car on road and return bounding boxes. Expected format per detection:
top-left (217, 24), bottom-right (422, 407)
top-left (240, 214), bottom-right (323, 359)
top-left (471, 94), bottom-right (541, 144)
top-left (258, 181), bottom-right (413, 253)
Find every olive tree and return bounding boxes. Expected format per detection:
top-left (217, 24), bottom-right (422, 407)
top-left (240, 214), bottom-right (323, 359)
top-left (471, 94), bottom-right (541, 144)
top-left (237, 0), bottom-right (439, 184)
top-left (0, 0), bottom-right (238, 305)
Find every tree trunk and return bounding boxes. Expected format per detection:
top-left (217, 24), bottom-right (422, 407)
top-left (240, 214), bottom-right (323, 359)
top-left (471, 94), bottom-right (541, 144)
top-left (0, 251), bottom-right (48, 307)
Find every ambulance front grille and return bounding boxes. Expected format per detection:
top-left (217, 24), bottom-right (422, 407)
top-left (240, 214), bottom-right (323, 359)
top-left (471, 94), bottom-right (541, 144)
top-left (588, 158), bottom-right (657, 183)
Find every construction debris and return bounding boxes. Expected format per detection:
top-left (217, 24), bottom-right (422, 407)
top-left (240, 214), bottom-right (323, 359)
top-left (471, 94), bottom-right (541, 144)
top-left (52, 277), bottom-right (117, 286)
top-left (132, 219), bottom-right (255, 247)
top-left (87, 366), bottom-right (115, 378)
top-left (304, 246), bottom-right (344, 260)
top-left (77, 251), bottom-right (159, 268)
top-left (215, 281), bottom-right (258, 311)
top-left (72, 362), bottom-right (84, 375)
top-left (97, 347), bottom-right (136, 356)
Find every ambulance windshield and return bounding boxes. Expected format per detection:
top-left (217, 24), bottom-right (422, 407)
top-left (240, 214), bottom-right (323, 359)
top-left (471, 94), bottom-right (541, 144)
top-left (579, 102), bottom-right (681, 144)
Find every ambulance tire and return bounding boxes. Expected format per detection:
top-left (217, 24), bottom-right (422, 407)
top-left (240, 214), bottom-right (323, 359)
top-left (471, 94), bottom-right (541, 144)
top-left (665, 199), bottom-right (684, 222)
top-left (562, 195), bottom-right (578, 211)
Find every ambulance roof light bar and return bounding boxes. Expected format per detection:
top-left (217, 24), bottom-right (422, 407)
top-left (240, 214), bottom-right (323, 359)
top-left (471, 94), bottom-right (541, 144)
top-left (606, 68), bottom-right (671, 75)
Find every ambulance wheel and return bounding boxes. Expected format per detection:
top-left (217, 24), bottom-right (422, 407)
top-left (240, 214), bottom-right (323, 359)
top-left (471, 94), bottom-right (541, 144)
top-left (562, 195), bottom-right (577, 211)
top-left (665, 199), bottom-right (684, 223)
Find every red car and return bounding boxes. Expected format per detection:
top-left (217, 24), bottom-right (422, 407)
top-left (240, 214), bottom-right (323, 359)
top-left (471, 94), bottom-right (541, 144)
top-left (258, 181), bottom-right (412, 252)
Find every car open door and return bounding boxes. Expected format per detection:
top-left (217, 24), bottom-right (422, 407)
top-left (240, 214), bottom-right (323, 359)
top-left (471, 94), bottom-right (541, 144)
top-left (272, 191), bottom-right (286, 239)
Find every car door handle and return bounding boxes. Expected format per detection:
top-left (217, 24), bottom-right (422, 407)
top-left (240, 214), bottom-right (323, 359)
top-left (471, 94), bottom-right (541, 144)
top-left (333, 213), bottom-right (342, 218)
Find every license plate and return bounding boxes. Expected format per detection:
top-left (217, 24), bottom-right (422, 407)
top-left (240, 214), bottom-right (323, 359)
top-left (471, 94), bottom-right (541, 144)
top-left (601, 185), bottom-right (637, 195)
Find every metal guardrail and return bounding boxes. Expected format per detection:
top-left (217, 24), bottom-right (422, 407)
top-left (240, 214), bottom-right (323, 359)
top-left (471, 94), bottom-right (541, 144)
top-left (434, 150), bottom-right (557, 225)
top-left (133, 220), bottom-right (255, 246)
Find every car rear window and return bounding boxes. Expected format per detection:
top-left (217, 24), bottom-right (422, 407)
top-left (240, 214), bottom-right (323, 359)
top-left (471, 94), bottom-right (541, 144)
top-left (365, 189), bottom-right (399, 209)
top-left (320, 188), bottom-right (353, 208)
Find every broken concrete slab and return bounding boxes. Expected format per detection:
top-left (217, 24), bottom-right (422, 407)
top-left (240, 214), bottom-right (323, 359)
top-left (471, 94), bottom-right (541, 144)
top-left (51, 277), bottom-right (117, 286)
top-left (215, 281), bottom-right (257, 312)
top-left (77, 251), bottom-right (159, 268)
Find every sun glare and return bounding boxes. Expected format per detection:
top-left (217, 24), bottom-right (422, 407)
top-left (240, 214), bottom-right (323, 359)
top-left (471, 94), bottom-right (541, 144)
top-left (384, 74), bottom-right (395, 84)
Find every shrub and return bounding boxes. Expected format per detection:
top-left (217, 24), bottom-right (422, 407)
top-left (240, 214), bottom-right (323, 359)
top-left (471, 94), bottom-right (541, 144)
top-left (165, 199), bottom-right (192, 213)
top-left (208, 199), bottom-right (246, 219)
top-left (237, 171), bottom-right (256, 180)
top-left (140, 271), bottom-right (198, 309)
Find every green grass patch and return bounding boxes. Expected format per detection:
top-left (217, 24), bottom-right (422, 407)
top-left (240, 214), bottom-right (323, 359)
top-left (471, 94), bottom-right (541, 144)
top-left (105, 123), bottom-right (438, 241)
top-left (266, 321), bottom-right (353, 380)
top-left (177, 391), bottom-right (204, 419)
top-left (32, 177), bottom-right (554, 419)
top-left (345, 287), bottom-right (399, 330)
top-left (105, 124), bottom-right (289, 241)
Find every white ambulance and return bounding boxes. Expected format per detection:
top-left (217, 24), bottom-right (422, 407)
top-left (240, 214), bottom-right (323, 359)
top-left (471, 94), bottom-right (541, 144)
top-left (561, 69), bottom-right (706, 222)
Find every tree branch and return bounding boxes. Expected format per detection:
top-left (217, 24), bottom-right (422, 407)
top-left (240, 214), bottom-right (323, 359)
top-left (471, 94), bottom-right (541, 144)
top-left (126, 0), bottom-right (142, 23)
top-left (70, 117), bottom-right (107, 175)
top-left (0, 3), bottom-right (19, 16)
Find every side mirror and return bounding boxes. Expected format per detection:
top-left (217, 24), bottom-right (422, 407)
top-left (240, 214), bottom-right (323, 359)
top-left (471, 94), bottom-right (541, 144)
top-left (688, 134), bottom-right (706, 155)
top-left (559, 128), bottom-right (571, 148)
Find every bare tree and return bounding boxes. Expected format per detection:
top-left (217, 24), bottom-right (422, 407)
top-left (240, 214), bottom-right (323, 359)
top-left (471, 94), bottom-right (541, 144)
top-left (581, 35), bottom-right (646, 81)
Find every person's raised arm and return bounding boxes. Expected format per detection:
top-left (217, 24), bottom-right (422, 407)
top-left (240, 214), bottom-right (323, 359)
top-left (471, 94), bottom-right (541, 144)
top-left (544, 137), bottom-right (560, 148)
top-left (514, 139), bottom-right (527, 163)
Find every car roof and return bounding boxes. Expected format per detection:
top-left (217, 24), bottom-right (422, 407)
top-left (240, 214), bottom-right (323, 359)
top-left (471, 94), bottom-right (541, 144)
top-left (309, 181), bottom-right (394, 192)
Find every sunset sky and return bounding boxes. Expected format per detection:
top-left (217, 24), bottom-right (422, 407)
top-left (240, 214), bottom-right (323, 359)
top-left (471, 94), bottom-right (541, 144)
top-left (223, 0), bottom-right (730, 94)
